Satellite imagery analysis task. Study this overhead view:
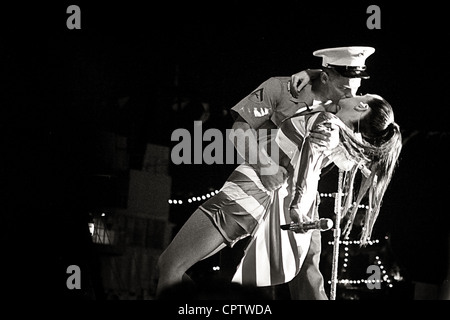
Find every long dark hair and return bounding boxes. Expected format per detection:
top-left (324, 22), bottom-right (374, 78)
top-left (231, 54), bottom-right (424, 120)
top-left (337, 94), bottom-right (402, 245)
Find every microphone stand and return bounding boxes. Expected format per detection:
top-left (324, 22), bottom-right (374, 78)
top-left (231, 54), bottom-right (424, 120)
top-left (330, 169), bottom-right (344, 300)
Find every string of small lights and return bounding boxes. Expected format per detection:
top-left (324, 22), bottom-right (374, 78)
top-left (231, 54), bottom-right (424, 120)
top-left (168, 190), bottom-right (369, 209)
top-left (168, 189), bottom-right (220, 205)
top-left (321, 191), bottom-right (397, 290)
top-left (168, 189), bottom-right (400, 291)
top-left (327, 238), bottom-right (395, 288)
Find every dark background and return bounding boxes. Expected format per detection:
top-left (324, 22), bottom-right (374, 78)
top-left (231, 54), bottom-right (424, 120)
top-left (1, 1), bottom-right (448, 300)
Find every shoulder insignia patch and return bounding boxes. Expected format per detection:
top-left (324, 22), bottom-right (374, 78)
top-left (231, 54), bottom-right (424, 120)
top-left (249, 88), bottom-right (264, 103)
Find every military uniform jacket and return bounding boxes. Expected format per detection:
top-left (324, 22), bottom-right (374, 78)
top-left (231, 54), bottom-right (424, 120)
top-left (230, 76), bottom-right (318, 129)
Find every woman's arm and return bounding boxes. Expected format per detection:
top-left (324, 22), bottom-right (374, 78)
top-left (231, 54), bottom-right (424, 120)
top-left (289, 69), bottom-right (323, 98)
top-left (289, 134), bottom-right (324, 230)
top-left (288, 113), bottom-right (334, 229)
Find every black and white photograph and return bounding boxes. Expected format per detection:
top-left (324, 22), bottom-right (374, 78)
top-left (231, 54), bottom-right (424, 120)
top-left (1, 0), bottom-right (448, 310)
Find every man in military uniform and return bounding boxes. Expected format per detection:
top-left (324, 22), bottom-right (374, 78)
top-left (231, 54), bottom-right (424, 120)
top-left (229, 46), bottom-right (375, 299)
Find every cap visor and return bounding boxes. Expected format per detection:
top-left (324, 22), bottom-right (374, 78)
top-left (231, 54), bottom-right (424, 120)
top-left (338, 69), bottom-right (370, 79)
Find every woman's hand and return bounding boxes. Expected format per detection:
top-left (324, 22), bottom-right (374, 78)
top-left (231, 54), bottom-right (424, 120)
top-left (290, 69), bottom-right (323, 97)
top-left (289, 205), bottom-right (309, 234)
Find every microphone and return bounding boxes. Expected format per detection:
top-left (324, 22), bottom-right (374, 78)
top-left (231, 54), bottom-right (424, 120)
top-left (280, 218), bottom-right (333, 232)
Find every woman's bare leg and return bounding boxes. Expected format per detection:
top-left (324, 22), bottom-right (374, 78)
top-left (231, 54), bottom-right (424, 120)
top-left (156, 209), bottom-right (227, 297)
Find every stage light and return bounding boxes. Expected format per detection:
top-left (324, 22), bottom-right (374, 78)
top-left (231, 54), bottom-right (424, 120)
top-left (88, 222), bottom-right (95, 236)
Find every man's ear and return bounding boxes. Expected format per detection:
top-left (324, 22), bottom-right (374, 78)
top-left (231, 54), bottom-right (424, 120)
top-left (319, 72), bottom-right (329, 84)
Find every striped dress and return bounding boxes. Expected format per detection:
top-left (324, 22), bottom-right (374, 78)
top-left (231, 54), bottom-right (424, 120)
top-left (199, 111), bottom-right (336, 287)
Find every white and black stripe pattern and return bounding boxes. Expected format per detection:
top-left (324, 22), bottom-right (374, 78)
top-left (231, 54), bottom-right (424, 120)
top-left (201, 111), bottom-right (332, 287)
top-left (231, 112), bottom-right (327, 287)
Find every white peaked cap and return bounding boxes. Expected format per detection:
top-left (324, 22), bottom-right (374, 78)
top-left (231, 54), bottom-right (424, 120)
top-left (313, 46), bottom-right (375, 78)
